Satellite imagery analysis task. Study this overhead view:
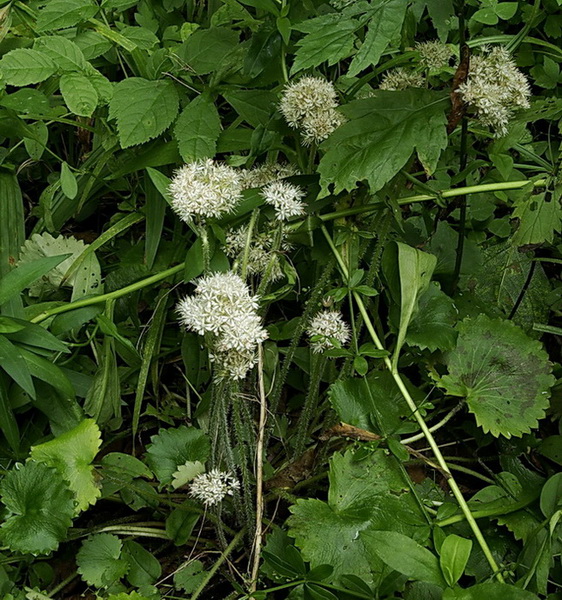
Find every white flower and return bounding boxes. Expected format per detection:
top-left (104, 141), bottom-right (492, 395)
top-left (189, 469), bottom-right (240, 506)
top-left (307, 310), bottom-right (351, 353)
top-left (416, 40), bottom-right (454, 70)
top-left (176, 272), bottom-right (268, 379)
top-left (379, 68), bottom-right (425, 91)
top-left (279, 76), bottom-right (343, 145)
top-left (169, 159), bottom-right (243, 222)
top-left (457, 45), bottom-right (531, 136)
top-left (261, 181), bottom-right (306, 221)
top-left (240, 162), bottom-right (300, 190)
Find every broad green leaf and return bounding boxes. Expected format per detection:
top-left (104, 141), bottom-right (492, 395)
top-left (33, 36), bottom-right (87, 72)
top-left (145, 167), bottom-right (172, 205)
top-left (84, 335), bottom-right (120, 425)
top-left (288, 449), bottom-right (429, 585)
top-left (30, 419), bottom-right (102, 513)
top-left (318, 90), bottom-right (449, 195)
top-left (179, 27), bottom-right (239, 75)
top-left (76, 533), bottom-right (129, 587)
top-left (174, 93), bottom-right (221, 163)
top-left (165, 501), bottom-right (200, 545)
top-left (348, 0), bottom-right (407, 76)
top-left (442, 583), bottom-right (540, 600)
top-left (109, 78), bottom-right (179, 148)
top-left (0, 254), bottom-right (70, 306)
top-left (439, 535), bottom-right (472, 587)
top-left (406, 282), bottom-right (458, 352)
top-left (0, 461), bottom-right (75, 554)
top-left (539, 473), bottom-right (562, 519)
top-left (0, 335), bottom-right (34, 397)
top-left (364, 530), bottom-right (446, 587)
top-left (172, 460), bottom-right (206, 489)
top-left (123, 540), bottom-right (162, 586)
top-left (145, 426), bottom-right (210, 487)
top-left (512, 191), bottom-right (562, 246)
top-left (291, 14), bottom-right (358, 74)
top-left (108, 594), bottom-right (150, 600)
top-left (101, 453), bottom-right (153, 479)
top-left (224, 89), bottom-right (277, 128)
top-left (60, 73), bottom-right (98, 117)
top-left (0, 374), bottom-right (20, 452)
top-left (24, 121), bottom-right (48, 160)
top-left (440, 315), bottom-right (554, 438)
top-left (0, 49), bottom-right (56, 86)
top-left (60, 162), bottom-right (78, 199)
top-left (36, 0), bottom-right (97, 32)
top-left (174, 560), bottom-right (206, 593)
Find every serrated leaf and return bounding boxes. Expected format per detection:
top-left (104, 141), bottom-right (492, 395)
top-left (172, 460), bottom-right (206, 489)
top-left (0, 49), bottom-right (56, 86)
top-left (36, 0), bottom-right (97, 32)
top-left (291, 14), bottom-right (358, 74)
top-left (318, 90), bottom-right (449, 195)
top-left (174, 560), bottom-right (206, 593)
top-left (109, 78), bottom-right (179, 148)
top-left (145, 426), bottom-right (210, 487)
top-left (348, 0), bottom-right (407, 76)
top-left (60, 73), bottom-right (98, 117)
top-left (288, 449), bottom-right (429, 585)
top-left (174, 93), bottom-right (220, 162)
top-left (512, 191), bottom-right (562, 246)
top-left (33, 36), bottom-right (87, 72)
top-left (442, 583), bottom-right (540, 600)
top-left (0, 461), bottom-right (75, 554)
top-left (77, 533), bottom-right (129, 587)
top-left (440, 315), bottom-right (554, 438)
top-left (180, 27), bottom-right (239, 75)
top-left (30, 419), bottom-right (101, 513)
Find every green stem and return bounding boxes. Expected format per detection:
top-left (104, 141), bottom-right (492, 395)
top-left (190, 528), bottom-right (246, 600)
top-left (30, 263), bottom-right (185, 324)
top-left (241, 209), bottom-right (259, 280)
top-left (400, 402), bottom-right (465, 444)
top-left (320, 224), bottom-right (505, 583)
top-left (436, 495), bottom-right (539, 527)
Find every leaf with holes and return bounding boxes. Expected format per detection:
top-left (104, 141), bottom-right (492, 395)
top-left (440, 315), bottom-right (554, 438)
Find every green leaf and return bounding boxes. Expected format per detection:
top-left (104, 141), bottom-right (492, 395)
top-left (0, 461), bottom-right (75, 554)
top-left (495, 2), bottom-right (518, 20)
top-left (180, 27), bottom-right (239, 75)
top-left (0, 49), bottom-right (56, 86)
top-left (472, 7), bottom-right (498, 25)
top-left (172, 460), bottom-right (206, 489)
top-left (223, 89), bottom-right (277, 128)
top-left (123, 540), bottom-right (161, 586)
top-left (174, 560), bottom-right (206, 593)
top-left (0, 374), bottom-right (20, 453)
top-left (109, 78), bottom-right (179, 148)
top-left (0, 254), bottom-right (70, 306)
top-left (165, 501), bottom-right (200, 545)
top-left (348, 0), bottom-right (407, 76)
top-left (442, 583), bottom-right (540, 600)
top-left (512, 191), bottom-right (562, 246)
top-left (60, 161), bottom-right (78, 199)
top-left (60, 73), bottom-right (98, 117)
top-left (36, 0), bottom-right (97, 31)
top-left (174, 93), bottom-right (221, 163)
top-left (364, 530), bottom-right (446, 587)
top-left (406, 282), bottom-right (458, 352)
top-left (440, 315), bottom-right (554, 438)
top-left (539, 473), bottom-right (562, 519)
top-left (33, 36), bottom-right (87, 72)
top-left (101, 453), bottom-right (153, 479)
top-left (0, 335), bottom-right (34, 397)
top-left (30, 419), bottom-right (102, 513)
top-left (288, 449), bottom-right (429, 585)
top-left (145, 426), bottom-right (210, 487)
top-left (439, 534), bottom-right (472, 587)
top-left (84, 335), bottom-right (120, 425)
top-left (318, 90), bottom-right (449, 195)
top-left (76, 533), bottom-right (129, 588)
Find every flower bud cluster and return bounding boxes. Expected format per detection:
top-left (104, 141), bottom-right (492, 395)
top-left (307, 310), bottom-right (351, 353)
top-left (415, 40), bottom-right (454, 70)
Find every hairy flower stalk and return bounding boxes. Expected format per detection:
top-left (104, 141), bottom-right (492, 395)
top-left (190, 470), bottom-right (240, 506)
top-left (457, 45), bottom-right (531, 136)
top-left (279, 76), bottom-right (345, 145)
top-left (307, 310), bottom-right (351, 353)
top-left (177, 272), bottom-right (268, 380)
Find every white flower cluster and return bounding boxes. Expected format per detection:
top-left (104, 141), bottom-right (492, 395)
top-left (189, 469), bottom-right (240, 506)
top-left (240, 162), bottom-right (299, 190)
top-left (225, 225), bottom-right (287, 282)
top-left (279, 76), bottom-right (345, 145)
top-left (379, 68), bottom-right (425, 91)
top-left (261, 181), bottom-right (306, 221)
top-left (169, 159), bottom-right (243, 223)
top-left (416, 40), bottom-right (454, 70)
top-left (457, 45), bottom-right (531, 137)
top-left (176, 272), bottom-right (268, 379)
top-left (307, 310), bottom-right (351, 353)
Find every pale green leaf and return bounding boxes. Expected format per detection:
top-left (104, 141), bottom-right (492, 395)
top-left (30, 419), bottom-right (102, 513)
top-left (33, 36), bottom-right (87, 72)
top-left (109, 78), bottom-right (179, 148)
top-left (439, 535), bottom-right (472, 587)
top-left (442, 583), bottom-right (540, 600)
top-left (0, 461), bottom-right (75, 554)
top-left (60, 73), bottom-right (98, 117)
top-left (512, 191), bottom-right (562, 246)
top-left (0, 49), bottom-right (56, 86)
top-left (123, 540), bottom-right (162, 586)
top-left (174, 93), bottom-right (221, 162)
top-left (172, 460), bottom-right (206, 489)
top-left (76, 533), bottom-right (129, 587)
top-left (60, 162), bottom-right (78, 199)
top-left (0, 335), bottom-right (34, 397)
top-left (318, 90), bottom-right (449, 195)
top-left (440, 315), bottom-right (554, 438)
top-left (37, 0), bottom-right (97, 32)
top-left (348, 0), bottom-right (407, 76)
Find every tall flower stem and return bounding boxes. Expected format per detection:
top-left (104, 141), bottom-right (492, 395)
top-left (321, 224), bottom-right (505, 583)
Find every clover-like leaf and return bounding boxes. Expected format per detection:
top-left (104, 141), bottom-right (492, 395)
top-left (0, 461), bottom-right (75, 554)
top-left (440, 315), bottom-right (554, 438)
top-left (30, 419), bottom-right (102, 513)
top-left (76, 533), bottom-right (129, 588)
top-left (145, 426), bottom-right (209, 487)
top-left (287, 449), bottom-right (430, 585)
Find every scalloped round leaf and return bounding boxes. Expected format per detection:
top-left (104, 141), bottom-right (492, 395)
top-left (440, 315), bottom-right (554, 438)
top-left (76, 533), bottom-right (129, 588)
top-left (30, 419), bottom-right (102, 513)
top-left (0, 461), bottom-right (75, 554)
